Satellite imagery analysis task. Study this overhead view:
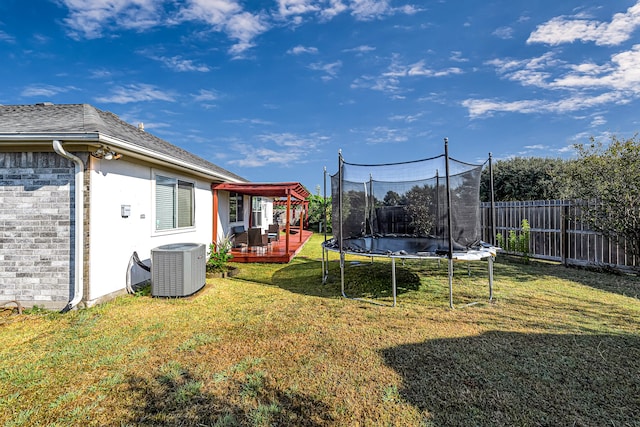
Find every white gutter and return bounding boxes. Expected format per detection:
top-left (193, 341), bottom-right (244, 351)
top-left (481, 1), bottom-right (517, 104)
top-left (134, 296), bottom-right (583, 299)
top-left (52, 140), bottom-right (84, 312)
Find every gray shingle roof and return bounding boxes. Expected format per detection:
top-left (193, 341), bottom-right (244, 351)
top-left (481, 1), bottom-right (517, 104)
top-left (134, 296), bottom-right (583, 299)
top-left (0, 103), bottom-right (246, 182)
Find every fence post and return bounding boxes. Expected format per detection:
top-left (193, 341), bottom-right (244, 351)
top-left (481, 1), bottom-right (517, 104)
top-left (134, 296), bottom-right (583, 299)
top-left (561, 201), bottom-right (569, 266)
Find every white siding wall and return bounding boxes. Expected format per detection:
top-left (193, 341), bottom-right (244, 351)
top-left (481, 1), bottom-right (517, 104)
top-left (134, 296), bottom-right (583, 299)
top-left (87, 158), bottom-right (213, 304)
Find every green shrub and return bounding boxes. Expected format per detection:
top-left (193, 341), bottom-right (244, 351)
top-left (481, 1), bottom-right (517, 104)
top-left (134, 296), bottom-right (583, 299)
top-left (208, 235), bottom-right (234, 272)
top-left (497, 219), bottom-right (530, 262)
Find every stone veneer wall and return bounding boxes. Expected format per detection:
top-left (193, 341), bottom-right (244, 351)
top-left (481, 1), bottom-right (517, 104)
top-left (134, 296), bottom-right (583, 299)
top-left (0, 152), bottom-right (75, 310)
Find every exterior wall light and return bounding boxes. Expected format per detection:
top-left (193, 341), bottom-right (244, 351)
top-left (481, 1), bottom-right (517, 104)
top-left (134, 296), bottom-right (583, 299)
top-left (91, 146), bottom-right (122, 160)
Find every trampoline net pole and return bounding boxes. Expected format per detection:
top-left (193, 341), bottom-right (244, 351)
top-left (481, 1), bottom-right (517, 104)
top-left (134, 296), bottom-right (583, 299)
top-left (489, 152), bottom-right (496, 246)
top-left (339, 151), bottom-right (346, 297)
top-left (322, 166), bottom-right (327, 282)
top-left (445, 138), bottom-right (455, 309)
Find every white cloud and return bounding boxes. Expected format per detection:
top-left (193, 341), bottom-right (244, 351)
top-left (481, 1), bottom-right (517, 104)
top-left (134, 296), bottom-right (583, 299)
top-left (462, 91), bottom-right (626, 119)
top-left (364, 126), bottom-right (409, 144)
top-left (273, 0), bottom-right (419, 22)
top-left (354, 55), bottom-right (463, 96)
top-left (89, 68), bottom-right (114, 79)
top-left (95, 83), bottom-right (176, 103)
top-left (350, 0), bottom-right (421, 21)
top-left (224, 117), bottom-right (273, 125)
top-left (528, 2), bottom-right (640, 46)
top-left (320, 0), bottom-right (348, 20)
top-left (225, 11), bottom-right (269, 56)
top-left (492, 26), bottom-right (514, 39)
top-left (0, 29), bottom-right (15, 43)
top-left (524, 144), bottom-right (548, 150)
top-left (308, 60), bottom-right (342, 80)
top-left (276, 0), bottom-right (320, 18)
top-left (258, 132), bottom-right (317, 148)
top-left (349, 0), bottom-right (390, 20)
top-left (343, 45), bottom-right (376, 53)
top-left (389, 112), bottom-right (423, 123)
top-left (230, 145), bottom-right (301, 167)
top-left (147, 55), bottom-right (211, 72)
top-left (557, 145), bottom-right (576, 154)
top-left (590, 115), bottom-right (607, 127)
top-left (475, 43), bottom-right (640, 119)
top-left (383, 57), bottom-right (463, 78)
top-left (486, 52), bottom-right (561, 89)
top-left (58, 0), bottom-right (163, 39)
top-left (21, 84), bottom-right (76, 97)
top-left (351, 74), bottom-right (402, 94)
top-left (57, 0), bottom-right (417, 57)
top-left (228, 131), bottom-right (327, 167)
top-left (176, 2), bottom-right (268, 57)
top-left (551, 44), bottom-right (640, 92)
top-left (287, 45), bottom-right (318, 55)
top-left (58, 0), bottom-right (267, 56)
top-left (192, 89), bottom-right (219, 102)
top-left (449, 51), bottom-right (468, 63)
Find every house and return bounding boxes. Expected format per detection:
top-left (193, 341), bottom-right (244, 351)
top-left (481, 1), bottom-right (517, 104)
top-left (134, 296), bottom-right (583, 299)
top-left (0, 103), bottom-right (263, 311)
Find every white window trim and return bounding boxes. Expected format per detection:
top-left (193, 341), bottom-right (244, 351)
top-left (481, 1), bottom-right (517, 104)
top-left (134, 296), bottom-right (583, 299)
top-left (152, 170), bottom-right (196, 235)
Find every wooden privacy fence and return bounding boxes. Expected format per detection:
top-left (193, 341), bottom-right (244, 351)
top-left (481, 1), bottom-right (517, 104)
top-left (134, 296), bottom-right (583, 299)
top-left (480, 200), bottom-right (638, 270)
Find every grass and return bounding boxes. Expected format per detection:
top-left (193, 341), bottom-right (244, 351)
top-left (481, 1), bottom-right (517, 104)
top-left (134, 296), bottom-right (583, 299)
top-left (1, 234), bottom-right (639, 426)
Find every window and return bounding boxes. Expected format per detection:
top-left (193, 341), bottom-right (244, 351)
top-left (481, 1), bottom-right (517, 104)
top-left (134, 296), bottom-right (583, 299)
top-left (229, 192), bottom-right (243, 223)
top-left (155, 175), bottom-right (194, 230)
top-left (252, 197), bottom-right (263, 227)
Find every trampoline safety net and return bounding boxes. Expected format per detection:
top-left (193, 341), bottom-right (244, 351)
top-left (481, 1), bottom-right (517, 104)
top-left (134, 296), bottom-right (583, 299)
top-left (330, 153), bottom-right (485, 256)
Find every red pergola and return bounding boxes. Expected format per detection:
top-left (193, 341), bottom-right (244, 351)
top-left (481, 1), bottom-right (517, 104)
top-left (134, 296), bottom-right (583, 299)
top-left (211, 182), bottom-right (310, 257)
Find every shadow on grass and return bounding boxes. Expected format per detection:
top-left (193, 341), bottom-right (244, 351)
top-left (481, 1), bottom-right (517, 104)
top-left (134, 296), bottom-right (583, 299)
top-left (125, 365), bottom-right (334, 426)
top-left (381, 331), bottom-right (640, 426)
top-left (495, 255), bottom-right (640, 299)
top-left (267, 256), bottom-right (421, 300)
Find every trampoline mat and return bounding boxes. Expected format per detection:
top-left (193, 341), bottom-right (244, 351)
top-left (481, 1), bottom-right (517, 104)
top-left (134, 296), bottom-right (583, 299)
top-left (340, 236), bottom-right (468, 255)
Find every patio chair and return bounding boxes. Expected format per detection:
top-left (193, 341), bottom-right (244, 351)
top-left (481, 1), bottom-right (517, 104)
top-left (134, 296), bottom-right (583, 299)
top-left (231, 225), bottom-right (248, 248)
top-left (248, 227), bottom-right (268, 252)
top-left (267, 223), bottom-right (280, 242)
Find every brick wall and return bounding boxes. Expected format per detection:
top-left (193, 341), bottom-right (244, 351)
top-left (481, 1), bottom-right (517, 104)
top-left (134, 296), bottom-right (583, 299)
top-left (0, 152), bottom-right (75, 309)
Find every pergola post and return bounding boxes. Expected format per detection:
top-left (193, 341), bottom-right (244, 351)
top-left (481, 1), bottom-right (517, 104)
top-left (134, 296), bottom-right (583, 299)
top-left (286, 189), bottom-right (291, 254)
top-left (212, 187), bottom-right (219, 244)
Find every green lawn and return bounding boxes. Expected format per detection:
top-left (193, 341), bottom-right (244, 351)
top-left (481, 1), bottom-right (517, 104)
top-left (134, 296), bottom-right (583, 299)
top-left (1, 234), bottom-right (639, 426)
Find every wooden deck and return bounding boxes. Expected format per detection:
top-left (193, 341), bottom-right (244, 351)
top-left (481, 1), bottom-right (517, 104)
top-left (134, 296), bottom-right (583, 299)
top-left (230, 229), bottom-right (313, 263)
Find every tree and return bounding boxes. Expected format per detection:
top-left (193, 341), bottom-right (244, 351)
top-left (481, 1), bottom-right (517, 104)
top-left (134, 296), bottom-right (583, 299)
top-left (383, 190), bottom-right (405, 206)
top-left (480, 157), bottom-right (567, 202)
top-left (307, 194), bottom-right (332, 232)
top-left (404, 184), bottom-right (435, 235)
top-left (563, 135), bottom-right (640, 260)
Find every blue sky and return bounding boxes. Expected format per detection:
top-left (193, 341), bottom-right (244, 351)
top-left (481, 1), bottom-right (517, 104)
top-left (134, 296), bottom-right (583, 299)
top-left (1, 1), bottom-right (639, 193)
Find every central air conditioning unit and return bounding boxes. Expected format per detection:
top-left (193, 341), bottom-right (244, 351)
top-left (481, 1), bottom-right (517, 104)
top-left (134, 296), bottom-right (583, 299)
top-left (151, 243), bottom-right (206, 297)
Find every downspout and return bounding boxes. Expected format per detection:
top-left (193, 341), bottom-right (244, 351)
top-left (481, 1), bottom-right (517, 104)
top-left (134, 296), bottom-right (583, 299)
top-left (52, 140), bottom-right (84, 312)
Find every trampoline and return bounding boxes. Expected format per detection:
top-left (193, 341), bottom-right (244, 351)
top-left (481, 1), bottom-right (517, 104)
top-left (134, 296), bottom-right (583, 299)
top-left (321, 138), bottom-right (498, 308)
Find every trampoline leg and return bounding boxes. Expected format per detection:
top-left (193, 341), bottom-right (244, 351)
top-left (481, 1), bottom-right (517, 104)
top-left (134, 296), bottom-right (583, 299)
top-left (488, 256), bottom-right (494, 302)
top-left (321, 248), bottom-right (326, 284)
top-left (392, 257), bottom-right (397, 307)
top-left (340, 252), bottom-right (346, 298)
top-left (448, 258), bottom-right (454, 309)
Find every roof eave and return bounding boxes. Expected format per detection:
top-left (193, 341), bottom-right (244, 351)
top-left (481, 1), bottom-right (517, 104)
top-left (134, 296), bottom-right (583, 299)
top-left (0, 133), bottom-right (245, 183)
